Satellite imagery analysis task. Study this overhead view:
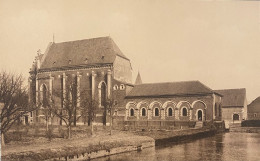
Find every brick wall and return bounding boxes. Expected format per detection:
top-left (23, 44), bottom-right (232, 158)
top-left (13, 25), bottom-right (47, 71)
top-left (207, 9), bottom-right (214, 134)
top-left (221, 107), bottom-right (243, 122)
top-left (125, 95), bottom-right (215, 121)
top-left (248, 112), bottom-right (260, 120)
top-left (113, 56), bottom-right (132, 84)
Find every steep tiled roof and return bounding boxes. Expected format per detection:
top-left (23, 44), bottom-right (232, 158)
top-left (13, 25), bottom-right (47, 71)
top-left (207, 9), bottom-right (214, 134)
top-left (248, 97), bottom-right (260, 113)
top-left (40, 36), bottom-right (128, 69)
top-left (214, 88), bottom-right (246, 107)
top-left (126, 81), bottom-right (216, 98)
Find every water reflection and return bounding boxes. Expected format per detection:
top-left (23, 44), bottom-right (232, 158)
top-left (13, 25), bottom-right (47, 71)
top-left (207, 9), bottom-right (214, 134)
top-left (92, 133), bottom-right (260, 161)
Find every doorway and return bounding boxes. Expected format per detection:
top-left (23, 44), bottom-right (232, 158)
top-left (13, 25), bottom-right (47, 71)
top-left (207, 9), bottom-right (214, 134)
top-left (25, 116), bottom-right (29, 125)
top-left (198, 110), bottom-right (202, 121)
top-left (233, 114), bottom-right (239, 121)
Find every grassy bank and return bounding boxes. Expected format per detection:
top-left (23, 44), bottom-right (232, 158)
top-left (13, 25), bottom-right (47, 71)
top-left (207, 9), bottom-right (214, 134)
top-left (2, 127), bottom-right (154, 161)
top-left (1, 123), bottom-right (222, 160)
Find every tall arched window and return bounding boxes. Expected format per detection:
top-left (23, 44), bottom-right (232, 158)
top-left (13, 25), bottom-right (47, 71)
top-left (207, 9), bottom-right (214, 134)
top-left (182, 107), bottom-right (187, 116)
top-left (99, 82), bottom-right (106, 107)
top-left (41, 84), bottom-right (48, 107)
top-left (168, 108), bottom-right (173, 116)
top-left (141, 108), bottom-right (146, 116)
top-left (130, 108), bottom-right (134, 116)
top-left (215, 103), bottom-right (218, 117)
top-left (154, 107), bottom-right (159, 116)
top-left (219, 104), bottom-right (222, 117)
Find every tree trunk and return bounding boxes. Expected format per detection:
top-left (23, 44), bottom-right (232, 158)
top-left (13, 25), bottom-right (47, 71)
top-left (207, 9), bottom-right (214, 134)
top-left (88, 117), bottom-right (90, 126)
top-left (110, 111), bottom-right (112, 135)
top-left (74, 109), bottom-right (77, 126)
top-left (46, 116), bottom-right (49, 131)
top-left (68, 125), bottom-right (71, 139)
top-left (1, 133), bottom-right (5, 146)
top-left (103, 108), bottom-right (107, 126)
top-left (90, 120), bottom-right (93, 135)
top-left (59, 111), bottom-right (62, 125)
top-left (50, 116), bottom-right (53, 126)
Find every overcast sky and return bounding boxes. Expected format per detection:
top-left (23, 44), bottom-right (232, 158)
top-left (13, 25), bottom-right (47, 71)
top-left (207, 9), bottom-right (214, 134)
top-left (0, 0), bottom-right (259, 103)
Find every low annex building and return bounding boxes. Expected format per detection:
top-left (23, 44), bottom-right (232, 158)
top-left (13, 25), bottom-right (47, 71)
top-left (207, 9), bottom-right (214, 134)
top-left (247, 97), bottom-right (260, 120)
top-left (125, 81), bottom-right (222, 123)
top-left (214, 88), bottom-right (247, 123)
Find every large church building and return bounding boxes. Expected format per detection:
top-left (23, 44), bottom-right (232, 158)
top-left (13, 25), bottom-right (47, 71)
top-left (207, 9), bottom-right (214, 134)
top-left (29, 36), bottom-right (222, 126)
top-left (29, 37), bottom-right (133, 125)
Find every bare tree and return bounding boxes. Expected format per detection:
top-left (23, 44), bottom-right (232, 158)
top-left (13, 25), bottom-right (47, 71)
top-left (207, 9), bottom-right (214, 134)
top-left (81, 93), bottom-right (99, 135)
top-left (51, 76), bottom-right (81, 139)
top-left (38, 98), bottom-right (54, 132)
top-left (105, 98), bottom-right (117, 135)
top-left (0, 71), bottom-right (35, 146)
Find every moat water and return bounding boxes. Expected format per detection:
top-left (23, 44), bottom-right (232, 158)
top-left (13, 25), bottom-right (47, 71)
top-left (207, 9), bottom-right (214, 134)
top-left (92, 132), bottom-right (260, 161)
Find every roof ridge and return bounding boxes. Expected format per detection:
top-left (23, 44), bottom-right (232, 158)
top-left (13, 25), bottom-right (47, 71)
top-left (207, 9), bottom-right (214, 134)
top-left (137, 80), bottom-right (201, 85)
top-left (126, 80), bottom-right (215, 97)
top-left (214, 88), bottom-right (246, 91)
top-left (108, 37), bottom-right (129, 60)
top-left (196, 80), bottom-right (213, 92)
top-left (249, 96), bottom-right (260, 106)
top-left (53, 36), bottom-right (110, 44)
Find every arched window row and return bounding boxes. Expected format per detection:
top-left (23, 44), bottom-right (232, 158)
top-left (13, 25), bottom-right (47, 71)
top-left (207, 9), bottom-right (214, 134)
top-left (128, 106), bottom-right (192, 117)
top-left (127, 100), bottom-right (207, 118)
top-left (133, 100), bottom-right (206, 110)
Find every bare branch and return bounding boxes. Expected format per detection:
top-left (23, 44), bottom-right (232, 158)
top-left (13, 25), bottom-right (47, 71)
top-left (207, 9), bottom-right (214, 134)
top-left (0, 71), bottom-right (34, 138)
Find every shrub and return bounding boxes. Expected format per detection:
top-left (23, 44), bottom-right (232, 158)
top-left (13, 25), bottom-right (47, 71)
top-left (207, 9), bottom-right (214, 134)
top-left (4, 131), bottom-right (23, 143)
top-left (45, 127), bottom-right (54, 141)
top-left (58, 126), bottom-right (68, 138)
top-left (14, 123), bottom-right (22, 132)
top-left (242, 120), bottom-right (260, 127)
top-left (34, 125), bottom-right (40, 137)
top-left (24, 125), bottom-right (30, 135)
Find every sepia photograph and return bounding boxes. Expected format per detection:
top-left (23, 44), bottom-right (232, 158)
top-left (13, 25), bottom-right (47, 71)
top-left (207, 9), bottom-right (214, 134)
top-left (0, 0), bottom-right (260, 160)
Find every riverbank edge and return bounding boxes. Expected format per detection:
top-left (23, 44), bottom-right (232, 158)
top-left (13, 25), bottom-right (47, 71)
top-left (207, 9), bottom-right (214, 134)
top-left (51, 140), bottom-right (155, 161)
top-left (154, 128), bottom-right (217, 146)
top-left (1, 135), bottom-right (155, 161)
top-left (2, 127), bottom-right (222, 160)
top-left (229, 127), bottom-right (260, 133)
